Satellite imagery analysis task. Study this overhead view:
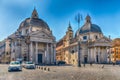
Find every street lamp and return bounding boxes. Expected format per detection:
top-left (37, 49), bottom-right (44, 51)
top-left (75, 12), bottom-right (83, 67)
top-left (78, 39), bottom-right (81, 67)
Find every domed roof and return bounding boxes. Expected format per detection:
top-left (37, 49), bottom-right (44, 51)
top-left (75, 15), bottom-right (102, 36)
top-left (79, 24), bottom-right (102, 34)
top-left (19, 8), bottom-right (50, 30)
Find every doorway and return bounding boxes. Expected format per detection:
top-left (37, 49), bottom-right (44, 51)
top-left (38, 54), bottom-right (42, 64)
top-left (84, 56), bottom-right (88, 63)
top-left (96, 55), bottom-right (99, 63)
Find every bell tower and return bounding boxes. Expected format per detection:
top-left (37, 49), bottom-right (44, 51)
top-left (66, 21), bottom-right (73, 46)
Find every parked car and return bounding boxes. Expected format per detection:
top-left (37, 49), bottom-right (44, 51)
top-left (57, 61), bottom-right (66, 65)
top-left (8, 61), bottom-right (22, 72)
top-left (23, 61), bottom-right (35, 69)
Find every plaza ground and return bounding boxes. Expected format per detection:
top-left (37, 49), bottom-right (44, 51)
top-left (0, 64), bottom-right (120, 80)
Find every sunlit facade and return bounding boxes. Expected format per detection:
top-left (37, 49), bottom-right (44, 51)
top-left (56, 15), bottom-right (112, 66)
top-left (0, 8), bottom-right (56, 64)
top-left (111, 38), bottom-right (120, 63)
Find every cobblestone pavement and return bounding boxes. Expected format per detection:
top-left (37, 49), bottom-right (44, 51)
top-left (0, 64), bottom-right (120, 80)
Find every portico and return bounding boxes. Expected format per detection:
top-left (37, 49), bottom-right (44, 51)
top-left (29, 41), bottom-right (56, 64)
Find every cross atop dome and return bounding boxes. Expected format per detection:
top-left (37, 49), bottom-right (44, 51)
top-left (31, 7), bottom-right (39, 19)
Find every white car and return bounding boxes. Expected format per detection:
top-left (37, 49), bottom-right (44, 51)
top-left (8, 61), bottom-right (22, 72)
top-left (23, 61), bottom-right (35, 69)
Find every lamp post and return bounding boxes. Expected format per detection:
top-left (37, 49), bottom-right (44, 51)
top-left (78, 39), bottom-right (81, 67)
top-left (75, 12), bottom-right (82, 67)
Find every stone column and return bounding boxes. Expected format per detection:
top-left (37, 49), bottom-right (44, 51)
top-left (46, 43), bottom-right (49, 64)
top-left (91, 48), bottom-right (93, 62)
top-left (50, 43), bottom-right (53, 64)
top-left (30, 42), bottom-right (33, 62)
top-left (99, 47), bottom-right (101, 63)
top-left (88, 48), bottom-right (90, 63)
top-left (35, 42), bottom-right (38, 64)
top-left (53, 44), bottom-right (56, 64)
top-left (105, 47), bottom-right (108, 63)
top-left (94, 47), bottom-right (96, 63)
top-left (89, 48), bottom-right (91, 63)
top-left (44, 50), bottom-right (47, 64)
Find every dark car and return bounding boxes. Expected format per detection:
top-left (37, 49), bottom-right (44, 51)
top-left (57, 61), bottom-right (66, 65)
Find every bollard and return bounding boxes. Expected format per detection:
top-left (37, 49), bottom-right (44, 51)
top-left (39, 66), bottom-right (40, 69)
top-left (44, 67), bottom-right (46, 70)
top-left (41, 67), bottom-right (43, 70)
top-left (48, 67), bottom-right (50, 71)
top-left (90, 62), bottom-right (92, 66)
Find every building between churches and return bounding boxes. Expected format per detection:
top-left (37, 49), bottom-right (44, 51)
top-left (56, 15), bottom-right (112, 66)
top-left (0, 8), bottom-right (56, 64)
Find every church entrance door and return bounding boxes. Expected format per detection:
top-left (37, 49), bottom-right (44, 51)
top-left (96, 55), bottom-right (99, 63)
top-left (38, 54), bottom-right (42, 64)
top-left (84, 56), bottom-right (88, 63)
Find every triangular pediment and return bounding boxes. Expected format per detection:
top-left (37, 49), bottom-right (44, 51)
top-left (89, 36), bottom-right (112, 47)
top-left (95, 36), bottom-right (111, 43)
top-left (30, 30), bottom-right (53, 39)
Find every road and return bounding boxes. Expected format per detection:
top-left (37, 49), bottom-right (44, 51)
top-left (0, 64), bottom-right (120, 80)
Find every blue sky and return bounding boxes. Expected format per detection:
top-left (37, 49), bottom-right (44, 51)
top-left (0, 0), bottom-right (120, 41)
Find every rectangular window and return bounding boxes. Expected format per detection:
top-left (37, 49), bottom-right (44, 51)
top-left (83, 36), bottom-right (87, 40)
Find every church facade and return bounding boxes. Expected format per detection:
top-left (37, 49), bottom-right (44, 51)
top-left (56, 15), bottom-right (112, 66)
top-left (7, 8), bottom-right (56, 64)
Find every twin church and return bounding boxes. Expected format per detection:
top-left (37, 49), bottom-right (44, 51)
top-left (0, 8), bottom-right (111, 65)
top-left (56, 14), bottom-right (111, 65)
top-left (0, 8), bottom-right (56, 64)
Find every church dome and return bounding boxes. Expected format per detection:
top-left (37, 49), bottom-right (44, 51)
top-left (19, 8), bottom-right (50, 30)
top-left (75, 15), bottom-right (102, 36)
top-left (79, 24), bottom-right (102, 34)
